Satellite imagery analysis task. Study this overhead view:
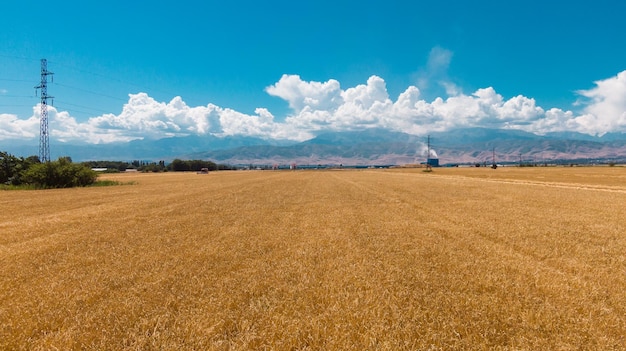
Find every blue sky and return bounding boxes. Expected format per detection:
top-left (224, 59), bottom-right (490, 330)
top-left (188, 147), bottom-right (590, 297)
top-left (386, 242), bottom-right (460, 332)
top-left (1, 0), bottom-right (626, 144)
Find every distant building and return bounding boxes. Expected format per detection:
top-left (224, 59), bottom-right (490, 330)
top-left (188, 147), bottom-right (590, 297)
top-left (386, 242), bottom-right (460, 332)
top-left (427, 158), bottom-right (439, 167)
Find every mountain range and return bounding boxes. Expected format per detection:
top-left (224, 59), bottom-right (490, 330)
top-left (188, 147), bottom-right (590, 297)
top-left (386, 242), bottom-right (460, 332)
top-left (2, 128), bottom-right (626, 166)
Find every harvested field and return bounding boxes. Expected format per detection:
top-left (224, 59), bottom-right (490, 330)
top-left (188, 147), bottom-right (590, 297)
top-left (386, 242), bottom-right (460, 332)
top-left (1, 167), bottom-right (625, 350)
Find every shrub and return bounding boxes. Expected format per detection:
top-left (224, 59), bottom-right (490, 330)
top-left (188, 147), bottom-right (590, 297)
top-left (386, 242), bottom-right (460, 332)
top-left (21, 158), bottom-right (98, 188)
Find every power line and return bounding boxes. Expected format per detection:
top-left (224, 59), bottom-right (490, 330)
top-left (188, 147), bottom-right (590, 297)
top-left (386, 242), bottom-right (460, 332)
top-left (0, 95), bottom-right (35, 98)
top-left (0, 102), bottom-right (108, 118)
top-left (3, 54), bottom-right (175, 97)
top-left (0, 54), bottom-right (38, 61)
top-left (49, 60), bottom-right (180, 98)
top-left (53, 105), bottom-right (99, 118)
top-left (3, 55), bottom-right (187, 122)
top-left (50, 61), bottom-right (142, 88)
top-left (0, 78), bottom-right (34, 83)
top-left (5, 55), bottom-right (181, 101)
top-left (54, 100), bottom-right (114, 114)
top-left (53, 82), bottom-right (127, 101)
top-left (0, 105), bottom-right (34, 109)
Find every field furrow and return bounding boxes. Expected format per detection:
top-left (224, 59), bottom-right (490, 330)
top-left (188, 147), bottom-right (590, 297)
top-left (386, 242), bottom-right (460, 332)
top-left (1, 168), bottom-right (625, 350)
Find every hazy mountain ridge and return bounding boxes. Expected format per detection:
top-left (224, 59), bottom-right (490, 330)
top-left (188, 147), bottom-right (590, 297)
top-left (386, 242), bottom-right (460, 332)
top-left (191, 128), bottom-right (626, 165)
top-left (2, 128), bottom-right (626, 164)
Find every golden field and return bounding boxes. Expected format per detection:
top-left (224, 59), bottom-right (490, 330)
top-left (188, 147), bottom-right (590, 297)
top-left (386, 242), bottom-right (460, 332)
top-left (1, 167), bottom-right (625, 350)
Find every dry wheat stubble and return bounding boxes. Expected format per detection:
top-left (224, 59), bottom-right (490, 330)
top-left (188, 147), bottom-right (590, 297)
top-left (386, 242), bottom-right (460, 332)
top-left (1, 168), bottom-right (625, 350)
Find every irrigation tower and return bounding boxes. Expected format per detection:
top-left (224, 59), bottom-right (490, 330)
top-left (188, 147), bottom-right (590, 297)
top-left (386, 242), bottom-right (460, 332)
top-left (35, 59), bottom-right (54, 162)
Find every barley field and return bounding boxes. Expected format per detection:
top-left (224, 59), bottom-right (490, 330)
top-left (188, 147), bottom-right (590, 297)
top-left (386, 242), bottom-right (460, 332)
top-left (1, 167), bottom-right (625, 350)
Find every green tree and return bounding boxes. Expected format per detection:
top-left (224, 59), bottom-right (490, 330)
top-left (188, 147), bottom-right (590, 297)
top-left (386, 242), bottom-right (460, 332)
top-left (169, 159), bottom-right (217, 172)
top-left (22, 157), bottom-right (97, 188)
top-left (1, 151), bottom-right (18, 184)
top-left (170, 159), bottom-right (189, 171)
top-left (1, 152), bottom-right (40, 185)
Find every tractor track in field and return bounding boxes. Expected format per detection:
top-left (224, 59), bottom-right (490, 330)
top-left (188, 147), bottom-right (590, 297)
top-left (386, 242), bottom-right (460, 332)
top-left (434, 174), bottom-right (626, 194)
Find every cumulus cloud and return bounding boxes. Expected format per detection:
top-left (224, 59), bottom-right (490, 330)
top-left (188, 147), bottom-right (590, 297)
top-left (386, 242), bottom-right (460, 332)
top-left (574, 71), bottom-right (626, 135)
top-left (1, 71), bottom-right (626, 144)
top-left (266, 74), bottom-right (342, 113)
top-left (0, 113), bottom-right (39, 140)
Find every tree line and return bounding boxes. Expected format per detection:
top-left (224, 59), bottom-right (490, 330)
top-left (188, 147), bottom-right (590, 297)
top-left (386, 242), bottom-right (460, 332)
top-left (1, 152), bottom-right (97, 188)
top-left (83, 159), bottom-right (233, 172)
top-left (2, 151), bottom-right (233, 188)
top-left (80, 160), bottom-right (167, 172)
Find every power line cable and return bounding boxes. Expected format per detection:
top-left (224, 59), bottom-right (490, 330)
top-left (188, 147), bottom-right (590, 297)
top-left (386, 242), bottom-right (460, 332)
top-left (4, 56), bottom-right (180, 101)
top-left (0, 95), bottom-right (35, 98)
top-left (53, 106), bottom-right (99, 117)
top-left (54, 100), bottom-right (114, 114)
top-left (49, 60), bottom-right (180, 98)
top-left (0, 78), bottom-right (34, 83)
top-left (3, 55), bottom-right (187, 121)
top-left (53, 82), bottom-right (127, 102)
top-left (3, 54), bottom-right (170, 94)
top-left (0, 104), bottom-right (34, 108)
top-left (0, 54), bottom-right (38, 60)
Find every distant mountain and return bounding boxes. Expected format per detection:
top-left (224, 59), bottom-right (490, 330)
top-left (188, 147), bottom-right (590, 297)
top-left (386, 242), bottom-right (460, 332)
top-left (2, 127), bottom-right (626, 165)
top-left (429, 128), bottom-right (543, 146)
top-left (191, 128), bottom-right (626, 165)
top-left (442, 139), bottom-right (626, 164)
top-left (302, 128), bottom-right (420, 146)
top-left (599, 132), bottom-right (626, 142)
top-left (543, 131), bottom-right (601, 142)
top-left (123, 134), bottom-right (292, 159)
top-left (189, 141), bottom-right (423, 166)
top-left (0, 134), bottom-right (294, 161)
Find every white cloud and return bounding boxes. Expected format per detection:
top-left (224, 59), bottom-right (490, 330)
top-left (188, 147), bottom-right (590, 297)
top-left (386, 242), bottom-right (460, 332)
top-left (1, 71), bottom-right (626, 144)
top-left (265, 74), bottom-right (342, 113)
top-left (574, 71), bottom-right (626, 135)
top-left (0, 113), bottom-right (39, 140)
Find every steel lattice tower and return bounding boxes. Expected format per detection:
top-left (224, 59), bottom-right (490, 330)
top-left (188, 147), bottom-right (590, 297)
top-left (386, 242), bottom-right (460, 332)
top-left (35, 59), bottom-right (54, 162)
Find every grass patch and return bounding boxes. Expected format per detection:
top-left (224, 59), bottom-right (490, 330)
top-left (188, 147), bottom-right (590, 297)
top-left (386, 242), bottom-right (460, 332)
top-left (90, 179), bottom-right (137, 187)
top-left (1, 180), bottom-right (135, 190)
top-left (0, 184), bottom-right (38, 191)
